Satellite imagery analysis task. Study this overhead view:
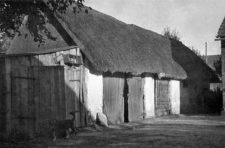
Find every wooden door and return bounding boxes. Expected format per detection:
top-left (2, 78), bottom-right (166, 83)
top-left (11, 66), bottom-right (34, 131)
top-left (11, 66), bottom-right (66, 132)
top-left (103, 76), bottom-right (125, 124)
top-left (64, 67), bottom-right (85, 128)
top-left (155, 79), bottom-right (170, 116)
top-left (128, 77), bottom-right (144, 122)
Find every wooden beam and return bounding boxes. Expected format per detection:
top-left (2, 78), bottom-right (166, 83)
top-left (11, 76), bottom-right (36, 80)
top-left (215, 38), bottom-right (225, 41)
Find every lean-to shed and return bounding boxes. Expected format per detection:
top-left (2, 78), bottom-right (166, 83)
top-left (3, 4), bottom-right (186, 134)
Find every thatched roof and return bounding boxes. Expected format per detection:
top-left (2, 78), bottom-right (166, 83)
top-left (55, 6), bottom-right (186, 79)
top-left (216, 17), bottom-right (225, 38)
top-left (7, 16), bottom-right (76, 55)
top-left (7, 5), bottom-right (187, 79)
top-left (203, 55), bottom-right (221, 71)
top-left (171, 40), bottom-right (219, 82)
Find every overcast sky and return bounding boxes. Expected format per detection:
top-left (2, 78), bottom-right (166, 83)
top-left (85, 0), bottom-right (225, 55)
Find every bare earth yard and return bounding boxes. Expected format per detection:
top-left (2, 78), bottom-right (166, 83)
top-left (47, 115), bottom-right (225, 148)
top-left (1, 115), bottom-right (225, 148)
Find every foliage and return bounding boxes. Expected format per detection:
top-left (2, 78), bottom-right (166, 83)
top-left (190, 47), bottom-right (204, 60)
top-left (162, 27), bottom-right (180, 41)
top-left (213, 57), bottom-right (222, 77)
top-left (0, 0), bottom-right (84, 45)
top-left (201, 88), bottom-right (223, 113)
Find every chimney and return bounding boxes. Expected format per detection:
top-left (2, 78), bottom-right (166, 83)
top-left (205, 42), bottom-right (207, 64)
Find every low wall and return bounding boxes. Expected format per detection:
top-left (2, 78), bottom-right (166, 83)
top-left (85, 68), bottom-right (103, 120)
top-left (144, 77), bottom-right (155, 117)
top-left (169, 80), bottom-right (180, 114)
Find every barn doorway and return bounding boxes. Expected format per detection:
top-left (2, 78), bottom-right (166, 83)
top-left (127, 77), bottom-right (145, 122)
top-left (103, 74), bottom-right (145, 124)
top-left (155, 79), bottom-right (171, 116)
top-left (123, 78), bottom-right (129, 123)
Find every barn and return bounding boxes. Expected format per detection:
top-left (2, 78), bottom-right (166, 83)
top-left (1, 5), bottom-right (187, 134)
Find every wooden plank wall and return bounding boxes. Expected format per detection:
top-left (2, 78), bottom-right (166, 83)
top-left (10, 66), bottom-right (66, 132)
top-left (128, 77), bottom-right (144, 122)
top-left (0, 57), bottom-right (7, 134)
top-left (7, 48), bottom-right (86, 133)
top-left (64, 67), bottom-right (83, 127)
top-left (155, 79), bottom-right (170, 116)
top-left (103, 76), bottom-right (125, 124)
top-left (9, 48), bottom-right (80, 67)
top-left (221, 40), bottom-right (225, 110)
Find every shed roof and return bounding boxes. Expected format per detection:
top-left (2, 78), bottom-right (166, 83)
top-left (7, 5), bottom-right (187, 79)
top-left (216, 17), bottom-right (225, 38)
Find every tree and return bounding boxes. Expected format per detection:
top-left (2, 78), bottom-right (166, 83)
top-left (0, 0), bottom-right (84, 44)
top-left (162, 27), bottom-right (180, 41)
top-left (213, 57), bottom-right (222, 77)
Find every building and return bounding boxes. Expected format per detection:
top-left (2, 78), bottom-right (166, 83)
top-left (0, 4), bottom-right (187, 134)
top-left (171, 40), bottom-right (219, 114)
top-left (216, 17), bottom-right (225, 114)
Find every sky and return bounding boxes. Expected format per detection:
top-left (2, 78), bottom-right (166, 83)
top-left (85, 0), bottom-right (225, 55)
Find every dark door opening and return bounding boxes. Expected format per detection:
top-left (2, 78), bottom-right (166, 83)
top-left (124, 78), bottom-right (129, 122)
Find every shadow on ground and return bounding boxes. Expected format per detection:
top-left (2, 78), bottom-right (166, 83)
top-left (1, 115), bottom-right (225, 148)
top-left (46, 115), bottom-right (225, 148)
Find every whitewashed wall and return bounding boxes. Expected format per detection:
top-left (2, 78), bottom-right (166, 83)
top-left (85, 68), bottom-right (103, 120)
top-left (144, 77), bottom-right (155, 117)
top-left (169, 80), bottom-right (180, 114)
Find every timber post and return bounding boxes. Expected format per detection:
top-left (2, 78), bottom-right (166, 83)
top-left (222, 40), bottom-right (225, 115)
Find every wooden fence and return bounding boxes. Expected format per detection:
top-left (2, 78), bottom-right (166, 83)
top-left (10, 65), bottom-right (86, 133)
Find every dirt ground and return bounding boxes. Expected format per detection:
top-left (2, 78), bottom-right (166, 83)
top-left (45, 115), bottom-right (225, 148)
top-left (1, 115), bottom-right (225, 148)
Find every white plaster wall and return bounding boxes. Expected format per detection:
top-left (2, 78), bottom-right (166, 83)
top-left (144, 77), bottom-right (155, 117)
top-left (169, 80), bottom-right (180, 114)
top-left (85, 68), bottom-right (103, 120)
